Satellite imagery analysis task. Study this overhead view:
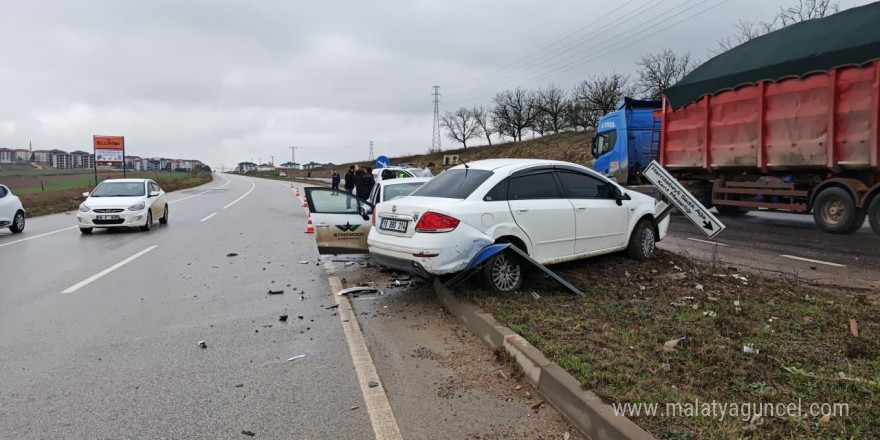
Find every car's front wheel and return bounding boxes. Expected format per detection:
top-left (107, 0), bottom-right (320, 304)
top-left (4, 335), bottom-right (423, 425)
top-left (159, 205), bottom-right (168, 224)
top-left (626, 219), bottom-right (656, 261)
top-left (480, 251), bottom-right (523, 292)
top-left (9, 210), bottom-right (25, 233)
top-left (140, 211), bottom-right (152, 231)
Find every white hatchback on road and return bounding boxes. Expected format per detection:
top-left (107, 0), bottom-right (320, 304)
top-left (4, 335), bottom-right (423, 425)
top-left (77, 178), bottom-right (168, 234)
top-left (366, 159), bottom-right (670, 291)
top-left (0, 184), bottom-right (26, 234)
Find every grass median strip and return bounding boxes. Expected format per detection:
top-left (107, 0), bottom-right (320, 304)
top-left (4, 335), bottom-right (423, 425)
top-left (465, 250), bottom-right (879, 440)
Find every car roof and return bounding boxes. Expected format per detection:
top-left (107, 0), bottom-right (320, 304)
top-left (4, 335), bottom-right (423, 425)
top-left (380, 177), bottom-right (430, 185)
top-left (101, 178), bottom-right (150, 183)
top-left (446, 158), bottom-right (573, 172)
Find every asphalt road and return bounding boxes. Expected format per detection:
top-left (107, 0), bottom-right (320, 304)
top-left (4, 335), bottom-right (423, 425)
top-left (660, 209), bottom-right (880, 289)
top-left (0, 174), bottom-right (580, 440)
top-left (0, 175), bottom-right (374, 439)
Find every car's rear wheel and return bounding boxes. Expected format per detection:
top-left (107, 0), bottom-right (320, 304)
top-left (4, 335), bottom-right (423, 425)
top-left (140, 211), bottom-right (152, 231)
top-left (80, 227), bottom-right (93, 234)
top-left (159, 205), bottom-right (168, 224)
top-left (9, 210), bottom-right (25, 233)
top-left (626, 219), bottom-right (656, 261)
top-left (480, 251), bottom-right (523, 292)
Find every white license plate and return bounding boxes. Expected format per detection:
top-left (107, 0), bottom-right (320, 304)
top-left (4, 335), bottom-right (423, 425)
top-left (96, 215), bottom-right (119, 220)
top-left (380, 218), bottom-right (408, 232)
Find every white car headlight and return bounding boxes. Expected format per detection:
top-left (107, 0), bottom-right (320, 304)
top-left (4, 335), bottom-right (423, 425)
top-left (78, 204), bottom-right (90, 212)
top-left (128, 201), bottom-right (146, 211)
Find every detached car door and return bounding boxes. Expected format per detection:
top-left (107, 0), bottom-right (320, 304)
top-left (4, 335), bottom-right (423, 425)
top-left (305, 188), bottom-right (373, 254)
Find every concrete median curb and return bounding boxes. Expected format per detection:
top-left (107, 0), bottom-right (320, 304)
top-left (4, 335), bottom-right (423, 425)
top-left (434, 280), bottom-right (656, 440)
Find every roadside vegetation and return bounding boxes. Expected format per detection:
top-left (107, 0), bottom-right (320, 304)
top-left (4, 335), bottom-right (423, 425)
top-left (467, 250), bottom-right (879, 439)
top-left (0, 165), bottom-right (213, 217)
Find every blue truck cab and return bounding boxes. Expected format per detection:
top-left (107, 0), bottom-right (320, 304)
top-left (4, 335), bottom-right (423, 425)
top-left (591, 98), bottom-right (662, 185)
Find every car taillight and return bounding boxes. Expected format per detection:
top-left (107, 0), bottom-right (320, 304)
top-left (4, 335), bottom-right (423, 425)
top-left (415, 211), bottom-right (460, 233)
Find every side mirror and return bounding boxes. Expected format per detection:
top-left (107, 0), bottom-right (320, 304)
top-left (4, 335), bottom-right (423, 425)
top-left (82, 192), bottom-right (90, 197)
top-left (590, 137), bottom-right (598, 157)
top-left (149, 191), bottom-right (159, 197)
top-left (612, 186), bottom-right (624, 206)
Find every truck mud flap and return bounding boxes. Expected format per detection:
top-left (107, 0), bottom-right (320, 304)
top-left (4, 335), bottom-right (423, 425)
top-left (440, 243), bottom-right (584, 297)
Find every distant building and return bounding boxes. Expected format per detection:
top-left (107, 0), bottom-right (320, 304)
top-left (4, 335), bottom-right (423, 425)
top-left (14, 149), bottom-right (30, 162)
top-left (257, 163), bottom-right (274, 172)
top-left (237, 161), bottom-right (257, 173)
top-left (33, 150), bottom-right (50, 163)
top-left (49, 149), bottom-right (71, 168)
top-left (70, 150), bottom-right (95, 169)
top-left (279, 161), bottom-right (300, 170)
top-left (0, 148), bottom-right (13, 164)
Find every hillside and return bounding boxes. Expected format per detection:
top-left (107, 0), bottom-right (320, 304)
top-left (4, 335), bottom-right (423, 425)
top-left (289, 130), bottom-right (596, 177)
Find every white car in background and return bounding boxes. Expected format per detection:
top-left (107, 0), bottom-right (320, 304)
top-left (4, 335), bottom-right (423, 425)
top-left (372, 166), bottom-right (423, 181)
top-left (77, 178), bottom-right (168, 234)
top-left (366, 159), bottom-right (670, 291)
top-left (304, 177), bottom-right (430, 254)
top-left (0, 184), bottom-right (26, 234)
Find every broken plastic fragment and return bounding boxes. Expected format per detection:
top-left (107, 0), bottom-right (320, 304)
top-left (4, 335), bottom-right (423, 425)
top-left (198, 341), bottom-right (207, 349)
top-left (336, 286), bottom-right (379, 296)
top-left (287, 355), bottom-right (306, 362)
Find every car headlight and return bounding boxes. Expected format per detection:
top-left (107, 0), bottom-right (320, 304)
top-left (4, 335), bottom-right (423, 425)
top-left (78, 204), bottom-right (90, 212)
top-left (128, 201), bottom-right (146, 211)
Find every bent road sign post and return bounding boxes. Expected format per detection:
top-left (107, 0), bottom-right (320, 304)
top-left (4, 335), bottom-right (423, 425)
top-left (642, 160), bottom-right (725, 238)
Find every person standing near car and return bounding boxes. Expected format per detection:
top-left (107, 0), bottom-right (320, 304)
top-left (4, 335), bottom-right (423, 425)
top-left (357, 166), bottom-right (375, 199)
top-left (331, 169), bottom-right (341, 192)
top-left (421, 162), bottom-right (436, 177)
top-left (344, 165), bottom-right (356, 209)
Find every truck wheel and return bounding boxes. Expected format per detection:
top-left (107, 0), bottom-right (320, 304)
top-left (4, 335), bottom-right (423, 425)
top-left (480, 251), bottom-right (523, 292)
top-left (813, 187), bottom-right (857, 234)
top-left (845, 209), bottom-right (867, 233)
top-left (626, 219), bottom-right (656, 261)
top-left (868, 195), bottom-right (880, 235)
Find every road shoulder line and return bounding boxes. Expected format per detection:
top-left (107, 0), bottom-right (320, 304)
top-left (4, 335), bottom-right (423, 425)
top-left (62, 245), bottom-right (158, 293)
top-left (325, 262), bottom-right (403, 440)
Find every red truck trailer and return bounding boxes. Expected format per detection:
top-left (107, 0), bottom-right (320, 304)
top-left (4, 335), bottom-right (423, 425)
top-left (657, 2), bottom-right (880, 235)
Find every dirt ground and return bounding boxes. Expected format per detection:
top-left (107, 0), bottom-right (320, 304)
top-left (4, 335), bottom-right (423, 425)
top-left (329, 258), bottom-right (585, 439)
top-left (467, 250), bottom-right (879, 440)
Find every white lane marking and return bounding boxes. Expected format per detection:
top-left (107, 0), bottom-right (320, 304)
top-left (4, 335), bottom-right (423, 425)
top-left (223, 180), bottom-right (256, 210)
top-left (200, 212), bottom-right (217, 222)
top-left (168, 174), bottom-right (231, 204)
top-left (686, 237), bottom-right (728, 246)
top-left (326, 261), bottom-right (402, 440)
top-left (0, 226), bottom-right (78, 248)
top-left (780, 254), bottom-right (846, 267)
top-left (62, 245), bottom-right (158, 293)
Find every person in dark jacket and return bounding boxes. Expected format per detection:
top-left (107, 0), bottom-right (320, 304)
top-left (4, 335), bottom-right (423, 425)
top-left (344, 165), bottom-right (356, 208)
top-left (357, 166), bottom-right (375, 199)
top-left (331, 169), bottom-right (341, 192)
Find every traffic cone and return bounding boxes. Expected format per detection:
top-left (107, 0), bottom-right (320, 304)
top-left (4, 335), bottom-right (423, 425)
top-left (301, 197), bottom-right (308, 207)
top-left (304, 214), bottom-right (314, 233)
top-left (295, 187), bottom-right (300, 196)
top-left (290, 182), bottom-right (293, 189)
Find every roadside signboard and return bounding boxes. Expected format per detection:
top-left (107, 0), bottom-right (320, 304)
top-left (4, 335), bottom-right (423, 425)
top-left (93, 135), bottom-right (125, 165)
top-left (642, 160), bottom-right (725, 238)
top-left (376, 155), bottom-right (390, 168)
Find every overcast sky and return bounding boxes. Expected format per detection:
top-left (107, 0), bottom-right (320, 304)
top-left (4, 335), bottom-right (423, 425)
top-left (0, 0), bottom-right (872, 171)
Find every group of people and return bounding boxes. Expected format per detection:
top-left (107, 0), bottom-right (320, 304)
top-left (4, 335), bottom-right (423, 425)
top-left (329, 162), bottom-right (437, 209)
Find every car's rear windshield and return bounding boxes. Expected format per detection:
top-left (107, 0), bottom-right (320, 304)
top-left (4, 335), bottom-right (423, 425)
top-left (91, 182), bottom-right (145, 197)
top-left (383, 182), bottom-right (424, 201)
top-left (410, 169), bottom-right (493, 199)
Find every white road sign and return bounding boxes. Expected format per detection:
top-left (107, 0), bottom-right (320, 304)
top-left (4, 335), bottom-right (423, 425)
top-left (642, 161), bottom-right (725, 238)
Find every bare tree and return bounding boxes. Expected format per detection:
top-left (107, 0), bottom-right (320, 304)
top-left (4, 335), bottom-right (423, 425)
top-left (563, 100), bottom-right (591, 132)
top-left (472, 105), bottom-right (494, 146)
top-left (635, 49), bottom-right (697, 100)
top-left (571, 73), bottom-right (632, 128)
top-left (441, 107), bottom-right (480, 149)
top-left (714, 0), bottom-right (839, 53)
top-left (533, 83), bottom-right (569, 134)
top-left (491, 88), bottom-right (537, 142)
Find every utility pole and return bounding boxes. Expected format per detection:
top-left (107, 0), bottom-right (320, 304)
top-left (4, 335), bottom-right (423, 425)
top-left (431, 85), bottom-right (441, 153)
top-left (289, 146), bottom-right (298, 169)
top-left (270, 155), bottom-right (274, 166)
top-left (368, 140), bottom-right (374, 163)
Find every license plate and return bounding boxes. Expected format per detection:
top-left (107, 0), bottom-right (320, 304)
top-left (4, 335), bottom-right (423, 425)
top-left (380, 218), bottom-right (408, 232)
top-left (96, 215), bottom-right (119, 220)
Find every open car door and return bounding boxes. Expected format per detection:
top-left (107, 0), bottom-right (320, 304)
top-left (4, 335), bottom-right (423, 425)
top-left (304, 188), bottom-right (373, 254)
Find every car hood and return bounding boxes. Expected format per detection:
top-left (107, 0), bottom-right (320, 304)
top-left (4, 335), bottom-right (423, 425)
top-left (84, 196), bottom-right (145, 208)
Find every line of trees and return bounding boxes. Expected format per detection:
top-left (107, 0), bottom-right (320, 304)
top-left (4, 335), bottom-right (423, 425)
top-left (441, 0), bottom-right (838, 149)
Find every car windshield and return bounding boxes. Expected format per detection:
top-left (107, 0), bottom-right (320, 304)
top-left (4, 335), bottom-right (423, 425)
top-left (410, 169), bottom-right (492, 199)
top-left (383, 182), bottom-right (424, 201)
top-left (91, 182), bottom-right (145, 197)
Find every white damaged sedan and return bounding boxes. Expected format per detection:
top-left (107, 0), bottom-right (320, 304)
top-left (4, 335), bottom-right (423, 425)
top-left (367, 159), bottom-right (670, 291)
top-left (77, 178), bottom-right (168, 234)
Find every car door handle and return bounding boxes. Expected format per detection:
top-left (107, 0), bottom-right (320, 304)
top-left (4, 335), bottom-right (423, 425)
top-left (576, 207), bottom-right (586, 211)
top-left (315, 223), bottom-right (330, 228)
top-left (515, 209), bottom-right (528, 214)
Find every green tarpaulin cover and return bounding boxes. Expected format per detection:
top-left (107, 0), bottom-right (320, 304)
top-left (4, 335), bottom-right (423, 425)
top-left (664, 1), bottom-right (880, 108)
